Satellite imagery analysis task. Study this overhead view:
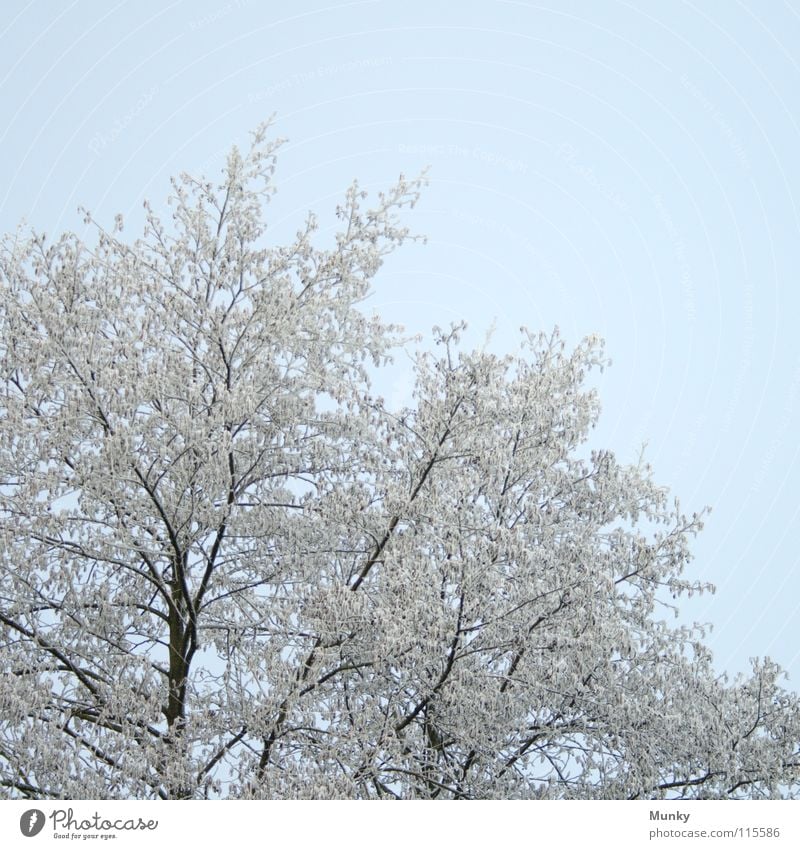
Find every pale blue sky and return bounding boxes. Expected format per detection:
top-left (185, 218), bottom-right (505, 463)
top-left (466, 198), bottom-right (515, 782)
top-left (2, 0), bottom-right (799, 682)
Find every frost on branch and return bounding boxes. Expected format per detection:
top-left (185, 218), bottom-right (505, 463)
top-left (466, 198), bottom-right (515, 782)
top-left (0, 123), bottom-right (798, 799)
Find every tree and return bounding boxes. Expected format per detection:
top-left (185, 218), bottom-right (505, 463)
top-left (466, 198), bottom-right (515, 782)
top-left (1, 125), bottom-right (798, 801)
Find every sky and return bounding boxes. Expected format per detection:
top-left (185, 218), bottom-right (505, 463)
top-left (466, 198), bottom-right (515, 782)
top-left (1, 0), bottom-right (799, 685)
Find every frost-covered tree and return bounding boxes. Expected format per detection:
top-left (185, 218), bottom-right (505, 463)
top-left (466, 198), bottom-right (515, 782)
top-left (1, 125), bottom-right (798, 800)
